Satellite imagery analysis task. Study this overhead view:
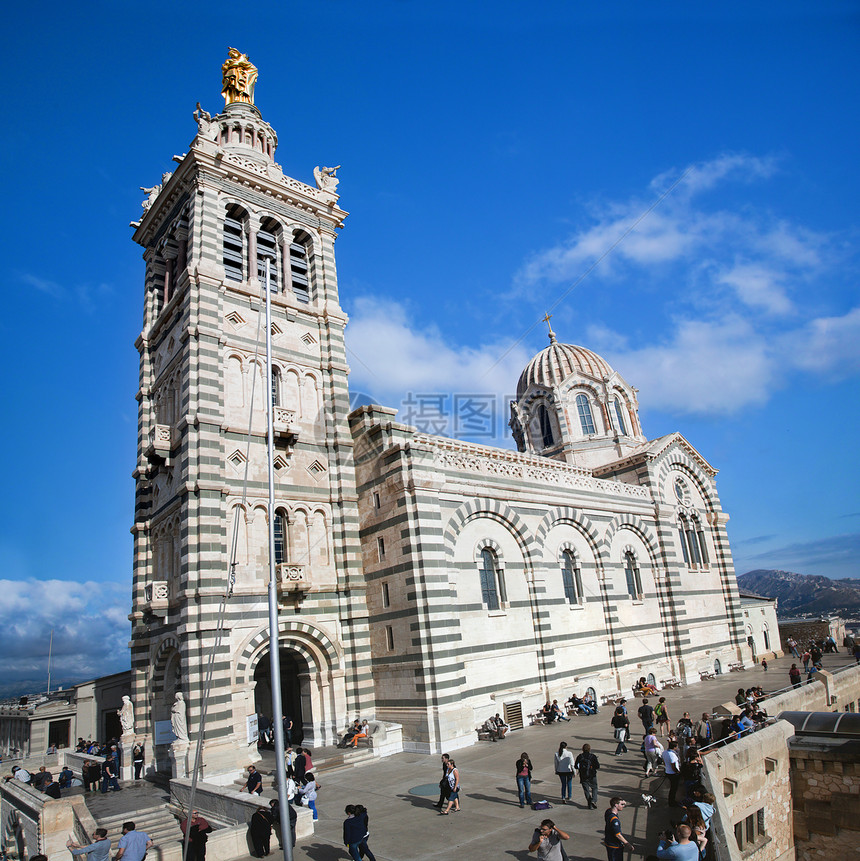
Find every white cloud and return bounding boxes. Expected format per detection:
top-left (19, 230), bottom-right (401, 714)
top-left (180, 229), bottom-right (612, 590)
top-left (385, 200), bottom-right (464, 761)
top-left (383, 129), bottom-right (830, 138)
top-left (514, 154), bottom-right (830, 322)
top-left (344, 296), bottom-right (534, 442)
top-left (715, 262), bottom-right (794, 316)
top-left (346, 296), bottom-right (531, 400)
top-left (0, 579), bottom-right (129, 696)
top-left (783, 306), bottom-right (860, 377)
top-left (607, 317), bottom-right (774, 414)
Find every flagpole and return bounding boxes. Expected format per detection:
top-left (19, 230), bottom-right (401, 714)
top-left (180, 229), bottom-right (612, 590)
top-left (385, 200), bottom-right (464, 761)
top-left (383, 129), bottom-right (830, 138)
top-left (46, 629), bottom-right (54, 695)
top-left (264, 257), bottom-right (294, 861)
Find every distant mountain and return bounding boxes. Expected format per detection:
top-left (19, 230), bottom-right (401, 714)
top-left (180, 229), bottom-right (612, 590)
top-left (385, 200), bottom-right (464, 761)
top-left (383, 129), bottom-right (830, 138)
top-left (739, 569), bottom-right (860, 617)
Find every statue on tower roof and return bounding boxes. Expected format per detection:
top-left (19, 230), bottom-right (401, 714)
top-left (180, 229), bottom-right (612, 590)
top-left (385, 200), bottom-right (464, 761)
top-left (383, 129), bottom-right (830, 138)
top-left (221, 48), bottom-right (257, 106)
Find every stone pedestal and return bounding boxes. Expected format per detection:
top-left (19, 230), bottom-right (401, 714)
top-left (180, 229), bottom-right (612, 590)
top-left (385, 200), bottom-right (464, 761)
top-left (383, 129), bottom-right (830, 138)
top-left (169, 739), bottom-right (190, 779)
top-left (119, 734), bottom-right (136, 782)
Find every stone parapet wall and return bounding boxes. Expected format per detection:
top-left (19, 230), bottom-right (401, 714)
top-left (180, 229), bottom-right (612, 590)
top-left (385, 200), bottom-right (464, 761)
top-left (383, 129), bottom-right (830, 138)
top-left (703, 720), bottom-right (795, 861)
top-left (778, 620), bottom-right (846, 651)
top-left (791, 741), bottom-right (860, 861)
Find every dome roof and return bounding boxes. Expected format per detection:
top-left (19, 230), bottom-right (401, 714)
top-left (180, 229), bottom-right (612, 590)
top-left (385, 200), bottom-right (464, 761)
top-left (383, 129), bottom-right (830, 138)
top-left (517, 335), bottom-right (614, 398)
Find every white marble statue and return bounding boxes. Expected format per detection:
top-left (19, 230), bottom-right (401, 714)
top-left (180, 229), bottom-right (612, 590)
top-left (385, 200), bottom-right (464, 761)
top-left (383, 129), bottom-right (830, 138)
top-left (171, 691), bottom-right (189, 741)
top-left (140, 184), bottom-right (162, 211)
top-left (118, 696), bottom-right (135, 734)
top-left (313, 165), bottom-right (341, 193)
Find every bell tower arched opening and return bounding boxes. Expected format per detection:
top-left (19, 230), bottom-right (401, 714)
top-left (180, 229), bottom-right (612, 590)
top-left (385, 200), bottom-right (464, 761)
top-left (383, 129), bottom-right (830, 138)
top-left (253, 647), bottom-right (309, 745)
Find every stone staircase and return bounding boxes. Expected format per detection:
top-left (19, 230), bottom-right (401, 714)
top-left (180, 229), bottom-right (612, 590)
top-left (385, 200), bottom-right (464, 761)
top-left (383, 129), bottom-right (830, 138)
top-left (84, 791), bottom-right (184, 850)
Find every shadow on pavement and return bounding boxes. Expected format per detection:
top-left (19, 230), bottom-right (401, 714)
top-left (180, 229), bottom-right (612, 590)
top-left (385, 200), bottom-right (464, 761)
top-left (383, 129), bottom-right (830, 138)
top-left (300, 842), bottom-right (344, 861)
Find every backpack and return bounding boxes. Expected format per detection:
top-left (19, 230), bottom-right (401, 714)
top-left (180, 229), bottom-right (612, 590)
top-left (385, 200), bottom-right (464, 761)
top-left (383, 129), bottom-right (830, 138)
top-left (655, 703), bottom-right (664, 718)
top-left (578, 754), bottom-right (597, 780)
top-left (679, 722), bottom-right (693, 738)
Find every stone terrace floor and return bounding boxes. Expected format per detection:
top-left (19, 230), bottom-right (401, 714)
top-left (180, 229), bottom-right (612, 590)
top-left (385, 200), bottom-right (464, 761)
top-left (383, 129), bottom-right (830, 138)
top-left (249, 650), bottom-right (856, 861)
top-left (69, 650), bottom-right (857, 861)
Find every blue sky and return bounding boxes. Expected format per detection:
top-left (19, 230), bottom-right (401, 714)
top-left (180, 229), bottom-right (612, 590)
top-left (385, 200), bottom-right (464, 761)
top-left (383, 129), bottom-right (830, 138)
top-left (1, 1), bottom-right (858, 693)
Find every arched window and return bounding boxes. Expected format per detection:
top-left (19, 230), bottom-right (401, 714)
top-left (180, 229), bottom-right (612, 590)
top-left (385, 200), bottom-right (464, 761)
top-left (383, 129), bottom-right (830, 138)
top-left (288, 232), bottom-right (311, 303)
top-left (613, 398), bottom-right (627, 435)
top-left (763, 626), bottom-right (770, 651)
top-left (271, 367), bottom-right (281, 408)
top-left (223, 205), bottom-right (245, 282)
top-left (538, 404), bottom-right (554, 448)
top-left (479, 547), bottom-right (506, 611)
top-left (624, 551), bottom-right (643, 600)
top-left (273, 509), bottom-right (288, 565)
top-left (575, 393), bottom-right (596, 435)
top-left (561, 550), bottom-right (583, 605)
top-left (679, 514), bottom-right (709, 566)
top-left (257, 217), bottom-right (280, 289)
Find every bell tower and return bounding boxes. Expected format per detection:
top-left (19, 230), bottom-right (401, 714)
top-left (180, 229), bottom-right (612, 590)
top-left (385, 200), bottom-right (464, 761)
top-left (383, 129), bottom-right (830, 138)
top-left (129, 50), bottom-right (374, 777)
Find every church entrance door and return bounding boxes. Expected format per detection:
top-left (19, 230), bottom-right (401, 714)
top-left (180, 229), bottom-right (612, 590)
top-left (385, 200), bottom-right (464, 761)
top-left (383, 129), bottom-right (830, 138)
top-left (253, 648), bottom-right (307, 746)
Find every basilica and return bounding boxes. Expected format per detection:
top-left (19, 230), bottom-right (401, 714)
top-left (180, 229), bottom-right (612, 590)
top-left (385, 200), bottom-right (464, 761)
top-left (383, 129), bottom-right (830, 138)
top-left (129, 51), bottom-right (749, 776)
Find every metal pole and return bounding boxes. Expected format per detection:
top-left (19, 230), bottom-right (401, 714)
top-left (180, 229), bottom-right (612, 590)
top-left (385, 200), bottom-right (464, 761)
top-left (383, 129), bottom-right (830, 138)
top-left (265, 258), bottom-right (294, 861)
top-left (46, 629), bottom-right (53, 695)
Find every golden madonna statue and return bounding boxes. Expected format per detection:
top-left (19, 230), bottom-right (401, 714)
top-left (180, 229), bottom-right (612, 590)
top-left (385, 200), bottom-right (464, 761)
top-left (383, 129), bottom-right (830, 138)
top-left (221, 48), bottom-right (258, 106)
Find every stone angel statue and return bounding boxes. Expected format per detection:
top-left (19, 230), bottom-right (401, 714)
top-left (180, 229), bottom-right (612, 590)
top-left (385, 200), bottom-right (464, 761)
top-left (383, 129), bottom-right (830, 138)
top-left (140, 184), bottom-right (162, 211)
top-left (118, 696), bottom-right (135, 734)
top-left (221, 48), bottom-right (258, 106)
top-left (313, 165), bottom-right (341, 193)
top-left (171, 691), bottom-right (189, 741)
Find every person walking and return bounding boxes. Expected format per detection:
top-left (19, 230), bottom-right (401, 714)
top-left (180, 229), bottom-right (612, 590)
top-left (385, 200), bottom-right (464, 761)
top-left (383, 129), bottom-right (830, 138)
top-left (638, 699), bottom-right (655, 734)
top-left (655, 697), bottom-right (670, 737)
top-left (662, 741), bottom-right (682, 807)
top-left (516, 752), bottom-right (533, 808)
top-left (604, 797), bottom-right (632, 861)
top-left (434, 753), bottom-right (451, 809)
top-left (344, 806), bottom-right (365, 861)
top-left (101, 756), bottom-right (120, 793)
top-left (440, 759), bottom-right (460, 814)
top-left (643, 729), bottom-right (663, 775)
top-left (353, 804), bottom-right (376, 861)
top-left (789, 664), bottom-right (802, 689)
top-left (554, 741), bottom-right (575, 804)
top-left (113, 822), bottom-right (152, 861)
top-left (574, 743), bottom-right (600, 809)
top-left (611, 707), bottom-right (630, 755)
top-left (529, 819), bottom-right (570, 860)
top-left (241, 765), bottom-right (263, 795)
top-left (298, 773), bottom-right (320, 820)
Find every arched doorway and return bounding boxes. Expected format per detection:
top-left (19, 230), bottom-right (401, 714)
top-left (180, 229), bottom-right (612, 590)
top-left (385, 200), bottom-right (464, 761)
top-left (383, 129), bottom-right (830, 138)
top-left (253, 648), bottom-right (308, 746)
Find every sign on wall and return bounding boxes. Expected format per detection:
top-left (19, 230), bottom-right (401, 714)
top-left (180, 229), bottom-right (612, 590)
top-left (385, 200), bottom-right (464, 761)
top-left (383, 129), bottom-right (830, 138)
top-left (247, 713), bottom-right (259, 745)
top-left (154, 720), bottom-right (177, 746)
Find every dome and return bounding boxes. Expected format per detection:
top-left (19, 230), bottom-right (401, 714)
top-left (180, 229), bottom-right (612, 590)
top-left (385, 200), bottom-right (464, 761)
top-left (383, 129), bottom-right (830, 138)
top-left (517, 335), bottom-right (614, 398)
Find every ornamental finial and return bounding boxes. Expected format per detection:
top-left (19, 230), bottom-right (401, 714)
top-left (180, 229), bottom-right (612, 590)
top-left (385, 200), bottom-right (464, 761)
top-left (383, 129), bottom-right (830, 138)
top-left (542, 312), bottom-right (557, 345)
top-left (221, 48), bottom-right (258, 106)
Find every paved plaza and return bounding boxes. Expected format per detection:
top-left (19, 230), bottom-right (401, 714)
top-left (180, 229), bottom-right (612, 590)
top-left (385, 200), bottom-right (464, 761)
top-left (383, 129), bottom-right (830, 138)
top-left (265, 650), bottom-right (854, 861)
top-left (77, 649), bottom-right (855, 861)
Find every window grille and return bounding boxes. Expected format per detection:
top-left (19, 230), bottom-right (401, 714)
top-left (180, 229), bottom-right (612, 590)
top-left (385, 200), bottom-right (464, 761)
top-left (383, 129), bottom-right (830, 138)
top-left (223, 211), bottom-right (244, 281)
top-left (290, 237), bottom-right (310, 303)
top-left (273, 510), bottom-right (288, 565)
top-left (257, 225), bottom-right (279, 288)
